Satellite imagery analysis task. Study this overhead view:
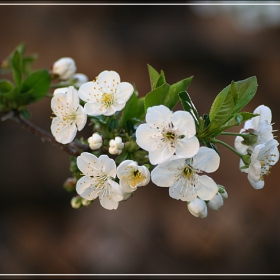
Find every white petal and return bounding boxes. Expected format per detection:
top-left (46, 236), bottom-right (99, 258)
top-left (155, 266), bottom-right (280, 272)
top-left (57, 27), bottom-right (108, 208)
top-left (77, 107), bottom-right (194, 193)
top-left (99, 195), bottom-right (119, 210)
top-left (187, 198), bottom-right (208, 218)
top-left (136, 124), bottom-right (161, 152)
top-left (175, 136), bottom-right (200, 159)
top-left (169, 180), bottom-right (197, 202)
top-left (98, 155), bottom-right (117, 177)
top-left (51, 118), bottom-right (77, 144)
top-left (196, 175), bottom-right (218, 200)
top-left (234, 135), bottom-right (248, 155)
top-left (76, 176), bottom-right (99, 200)
top-left (115, 82), bottom-right (134, 103)
top-left (248, 175), bottom-right (264, 189)
top-left (75, 105), bottom-right (87, 131)
top-left (192, 146), bottom-right (220, 173)
top-left (67, 86), bottom-right (80, 111)
top-left (98, 70), bottom-right (120, 85)
top-left (77, 152), bottom-right (101, 176)
top-left (207, 193), bottom-right (224, 210)
top-left (146, 105), bottom-right (172, 127)
top-left (151, 162), bottom-right (182, 187)
top-left (78, 81), bottom-right (101, 103)
top-left (84, 102), bottom-right (103, 116)
top-left (172, 111), bottom-right (196, 138)
top-left (149, 144), bottom-right (175, 165)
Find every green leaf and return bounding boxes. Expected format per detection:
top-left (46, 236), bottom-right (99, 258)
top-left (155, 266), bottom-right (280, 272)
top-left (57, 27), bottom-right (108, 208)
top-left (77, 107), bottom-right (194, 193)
top-left (0, 80), bottom-right (14, 94)
top-left (166, 76), bottom-right (193, 110)
top-left (120, 92), bottom-right (139, 126)
top-left (220, 112), bottom-right (259, 131)
top-left (21, 69), bottom-right (51, 103)
top-left (147, 64), bottom-right (166, 90)
top-left (11, 50), bottom-right (23, 90)
top-left (231, 76), bottom-right (258, 115)
top-left (179, 91), bottom-right (200, 127)
top-left (144, 83), bottom-right (170, 112)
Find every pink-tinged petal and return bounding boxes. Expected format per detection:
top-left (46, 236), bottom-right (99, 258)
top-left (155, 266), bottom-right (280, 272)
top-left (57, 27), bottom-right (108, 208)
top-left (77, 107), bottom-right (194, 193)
top-left (169, 180), bottom-right (197, 202)
top-left (192, 147), bottom-right (220, 173)
top-left (136, 124), bottom-right (162, 152)
top-left (75, 105), bottom-right (87, 131)
top-left (116, 82), bottom-right (134, 103)
top-left (172, 111), bottom-right (196, 138)
top-left (196, 175), bottom-right (218, 200)
top-left (175, 136), bottom-right (200, 159)
top-left (51, 119), bottom-right (77, 144)
top-left (76, 176), bottom-right (99, 200)
top-left (78, 81), bottom-right (102, 103)
top-left (146, 105), bottom-right (172, 127)
top-left (77, 152), bottom-right (101, 176)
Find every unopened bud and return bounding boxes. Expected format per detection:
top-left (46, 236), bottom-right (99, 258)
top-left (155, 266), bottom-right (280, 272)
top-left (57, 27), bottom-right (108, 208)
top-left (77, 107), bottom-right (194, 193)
top-left (187, 198), bottom-right (208, 218)
top-left (88, 133), bottom-right (103, 150)
top-left (71, 73), bottom-right (88, 88)
top-left (52, 57), bottom-right (76, 80)
top-left (81, 198), bottom-right (93, 206)
top-left (218, 185), bottom-right (228, 200)
top-left (71, 196), bottom-right (83, 209)
top-left (63, 177), bottom-right (77, 192)
top-left (207, 192), bottom-right (224, 210)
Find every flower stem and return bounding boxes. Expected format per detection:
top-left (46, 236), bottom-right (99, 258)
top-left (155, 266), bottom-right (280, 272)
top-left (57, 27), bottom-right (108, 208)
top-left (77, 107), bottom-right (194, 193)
top-left (2, 110), bottom-right (90, 156)
top-left (221, 132), bottom-right (249, 137)
top-left (211, 138), bottom-right (243, 158)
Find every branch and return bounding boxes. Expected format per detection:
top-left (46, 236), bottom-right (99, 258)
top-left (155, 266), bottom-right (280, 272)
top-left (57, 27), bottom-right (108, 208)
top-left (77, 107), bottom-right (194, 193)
top-left (2, 110), bottom-right (90, 156)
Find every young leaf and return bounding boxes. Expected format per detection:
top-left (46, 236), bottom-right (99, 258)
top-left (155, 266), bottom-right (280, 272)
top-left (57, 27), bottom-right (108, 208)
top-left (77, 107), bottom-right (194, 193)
top-left (144, 83), bottom-right (170, 112)
top-left (0, 80), bottom-right (14, 94)
top-left (166, 76), bottom-right (193, 110)
top-left (179, 91), bottom-right (200, 127)
top-left (120, 92), bottom-right (139, 126)
top-left (20, 69), bottom-right (51, 103)
top-left (11, 50), bottom-right (23, 90)
top-left (147, 64), bottom-right (166, 90)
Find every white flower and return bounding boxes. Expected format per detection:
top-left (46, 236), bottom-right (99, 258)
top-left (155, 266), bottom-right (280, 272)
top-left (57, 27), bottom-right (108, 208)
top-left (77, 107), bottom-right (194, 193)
top-left (51, 86), bottom-right (87, 144)
top-left (52, 57), bottom-right (76, 80)
top-left (207, 192), bottom-right (224, 210)
top-left (76, 152), bottom-right (123, 210)
top-left (235, 105), bottom-right (274, 154)
top-left (88, 133), bottom-right (103, 150)
top-left (136, 105), bottom-right (200, 165)
top-left (117, 160), bottom-right (150, 199)
top-left (151, 146), bottom-right (220, 202)
top-left (187, 198), bottom-right (208, 218)
top-left (78, 70), bottom-right (134, 116)
top-left (243, 138), bottom-right (279, 189)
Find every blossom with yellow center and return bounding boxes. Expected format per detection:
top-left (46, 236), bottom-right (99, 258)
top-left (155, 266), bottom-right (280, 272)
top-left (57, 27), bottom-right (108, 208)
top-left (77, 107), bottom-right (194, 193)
top-left (151, 147), bottom-right (220, 202)
top-left (76, 152), bottom-right (123, 210)
top-left (117, 160), bottom-right (150, 200)
top-left (136, 105), bottom-right (200, 165)
top-left (78, 70), bottom-right (134, 116)
top-left (51, 86), bottom-right (87, 144)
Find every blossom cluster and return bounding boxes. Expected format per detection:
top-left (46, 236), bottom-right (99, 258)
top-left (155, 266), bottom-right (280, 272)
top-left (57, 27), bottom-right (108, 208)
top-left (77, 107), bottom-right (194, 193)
top-left (48, 56), bottom-right (279, 218)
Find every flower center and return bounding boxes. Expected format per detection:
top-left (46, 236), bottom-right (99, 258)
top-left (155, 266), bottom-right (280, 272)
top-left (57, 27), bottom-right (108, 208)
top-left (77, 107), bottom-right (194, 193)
top-left (102, 92), bottom-right (114, 107)
top-left (63, 110), bottom-right (77, 122)
top-left (122, 168), bottom-right (145, 187)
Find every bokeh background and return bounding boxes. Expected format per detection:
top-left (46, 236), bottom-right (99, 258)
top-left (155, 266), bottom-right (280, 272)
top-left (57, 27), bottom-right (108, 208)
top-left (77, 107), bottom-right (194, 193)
top-left (1, 3), bottom-right (280, 275)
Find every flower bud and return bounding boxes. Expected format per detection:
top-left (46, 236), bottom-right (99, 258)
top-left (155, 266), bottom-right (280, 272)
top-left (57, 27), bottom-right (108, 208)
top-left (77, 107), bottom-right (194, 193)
top-left (88, 133), bottom-right (103, 150)
top-left (187, 198), bottom-right (208, 218)
top-left (52, 57), bottom-right (76, 80)
top-left (218, 185), bottom-right (228, 200)
top-left (207, 192), bottom-right (224, 210)
top-left (63, 177), bottom-right (77, 192)
top-left (81, 198), bottom-right (93, 206)
top-left (71, 73), bottom-right (88, 88)
top-left (70, 195), bottom-right (83, 209)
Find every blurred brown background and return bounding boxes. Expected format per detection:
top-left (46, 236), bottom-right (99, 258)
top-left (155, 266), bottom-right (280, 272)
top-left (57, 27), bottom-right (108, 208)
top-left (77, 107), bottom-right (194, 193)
top-left (0, 3), bottom-right (280, 275)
